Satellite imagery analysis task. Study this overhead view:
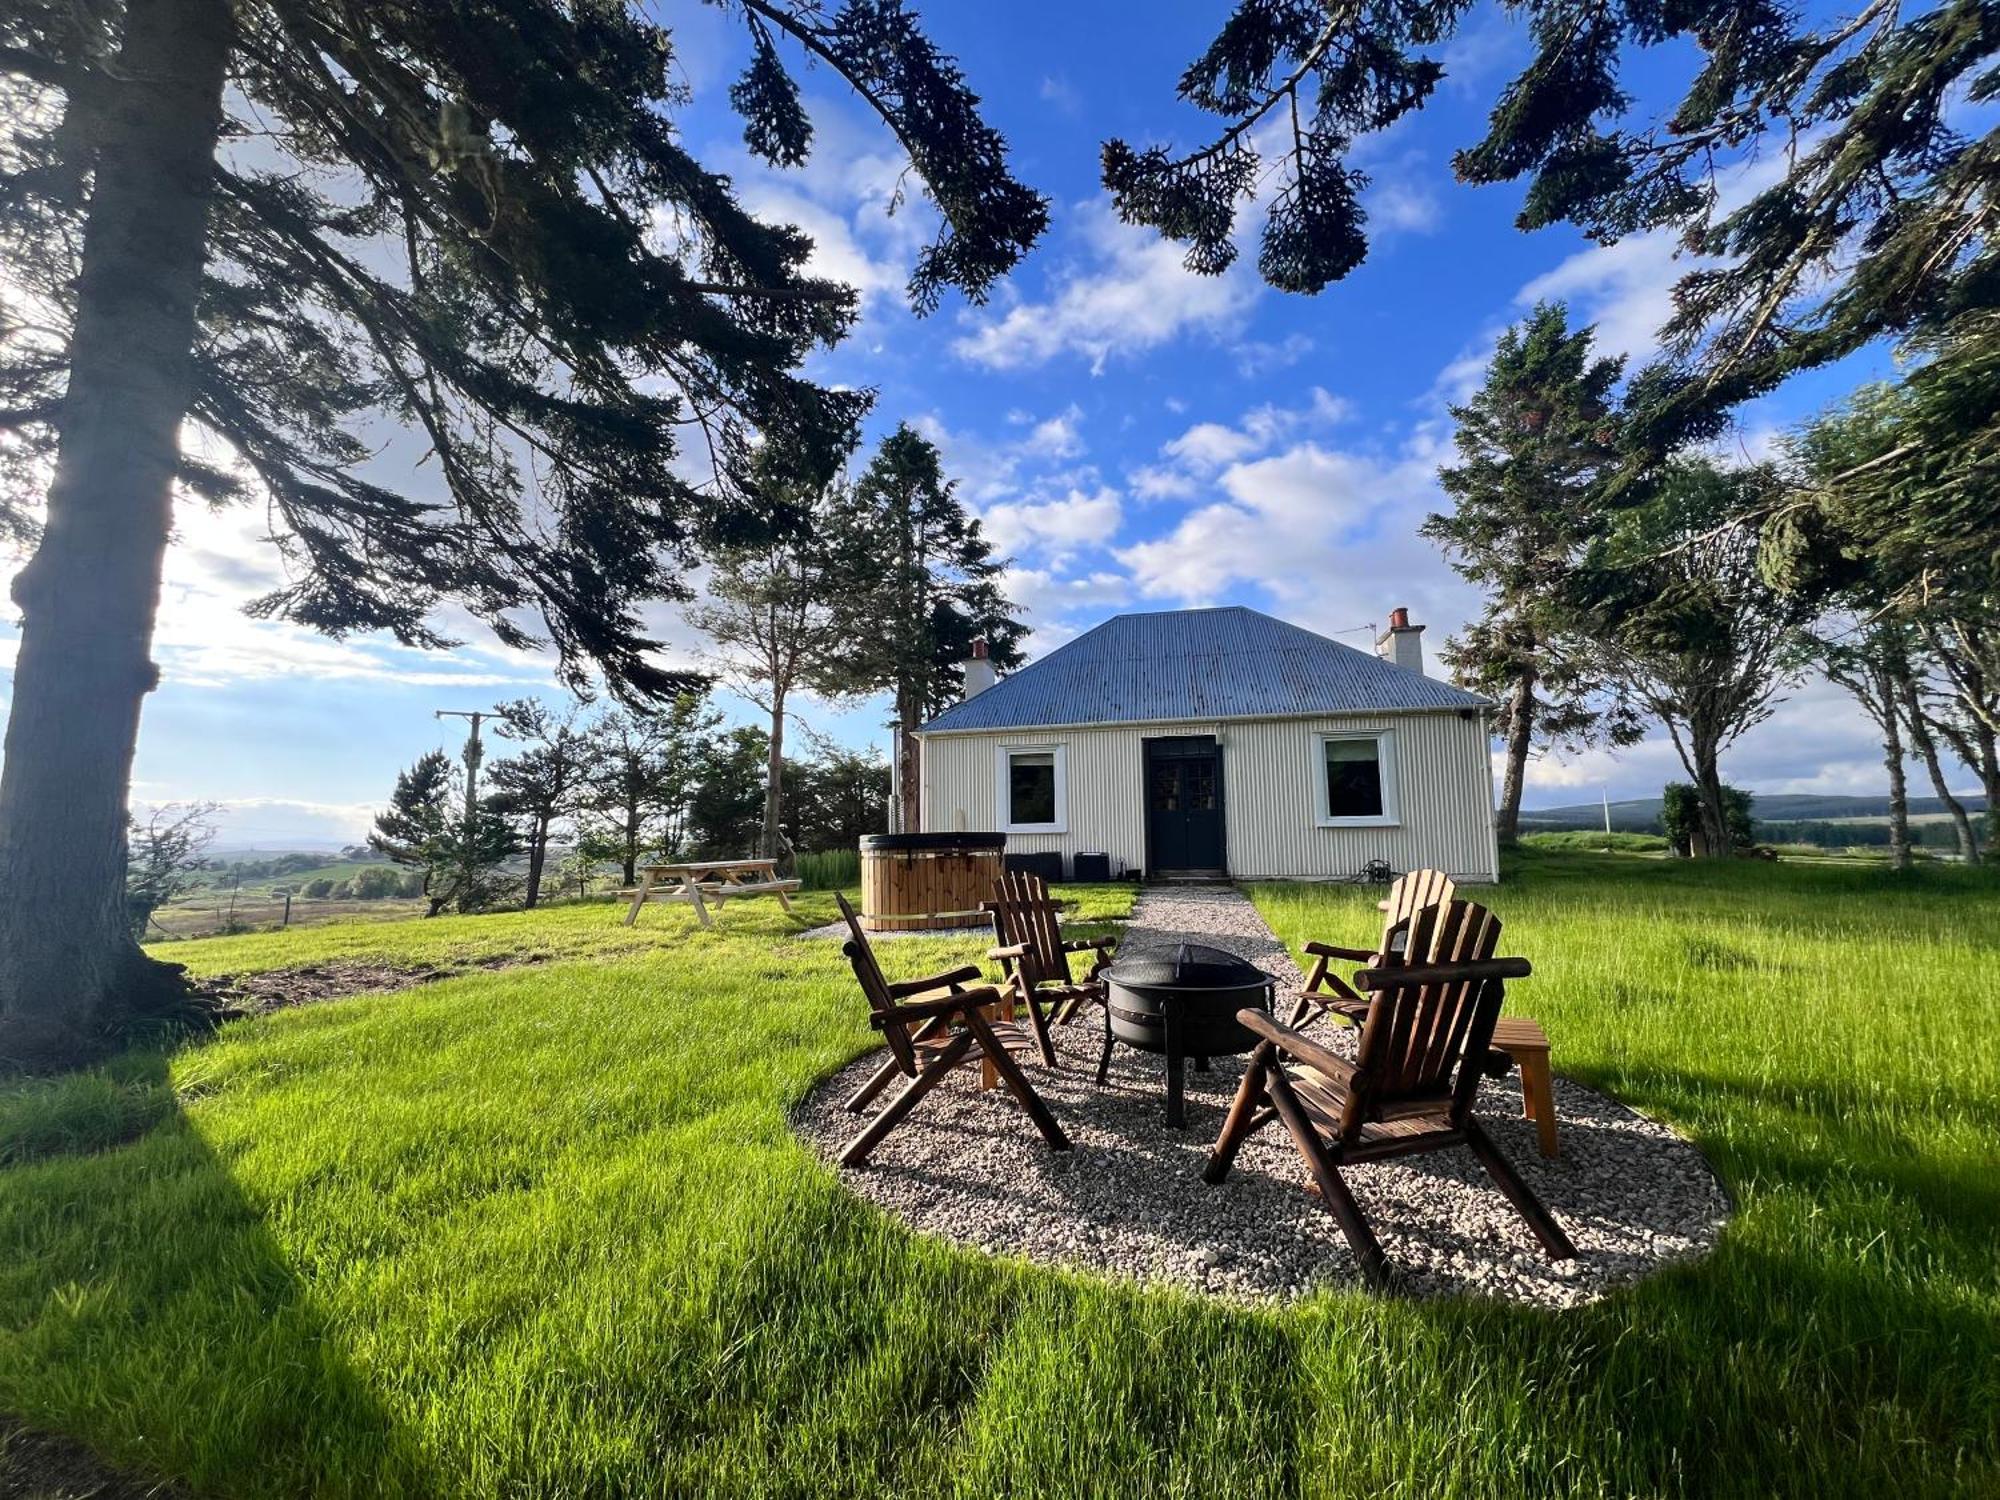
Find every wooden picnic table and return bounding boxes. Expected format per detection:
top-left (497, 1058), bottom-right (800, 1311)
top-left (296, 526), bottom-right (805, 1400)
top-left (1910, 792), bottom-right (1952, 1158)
top-left (622, 858), bottom-right (802, 929)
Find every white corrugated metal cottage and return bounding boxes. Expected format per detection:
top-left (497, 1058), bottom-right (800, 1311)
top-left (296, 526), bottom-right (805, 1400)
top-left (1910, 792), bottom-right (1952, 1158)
top-left (913, 606), bottom-right (1499, 882)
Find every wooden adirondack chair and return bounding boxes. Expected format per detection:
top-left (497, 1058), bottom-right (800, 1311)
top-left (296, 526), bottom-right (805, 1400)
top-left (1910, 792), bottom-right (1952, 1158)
top-left (983, 872), bottom-right (1115, 1068)
top-left (1285, 868), bottom-right (1456, 1027)
top-left (1205, 898), bottom-right (1574, 1288)
top-left (833, 893), bottom-right (1070, 1168)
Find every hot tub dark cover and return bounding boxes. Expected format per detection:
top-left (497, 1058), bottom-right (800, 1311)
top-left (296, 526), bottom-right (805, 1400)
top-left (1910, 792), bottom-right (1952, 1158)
top-left (859, 832), bottom-right (1006, 853)
top-left (1106, 942), bottom-right (1269, 992)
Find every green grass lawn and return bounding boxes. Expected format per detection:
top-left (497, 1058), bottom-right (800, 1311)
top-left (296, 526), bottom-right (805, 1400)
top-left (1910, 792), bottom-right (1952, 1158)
top-left (1, 860), bottom-right (1996, 1498)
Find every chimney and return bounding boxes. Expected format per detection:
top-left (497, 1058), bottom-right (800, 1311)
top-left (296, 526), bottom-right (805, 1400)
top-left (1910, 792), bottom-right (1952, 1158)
top-left (961, 636), bottom-right (998, 700)
top-left (1375, 606), bottom-right (1425, 676)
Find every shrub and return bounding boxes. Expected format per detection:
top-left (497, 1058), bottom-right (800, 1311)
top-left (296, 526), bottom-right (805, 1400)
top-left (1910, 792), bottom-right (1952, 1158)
top-left (301, 878), bottom-right (335, 899)
top-left (795, 848), bottom-right (860, 891)
top-left (349, 866), bottom-right (403, 900)
top-left (1663, 782), bottom-right (1755, 856)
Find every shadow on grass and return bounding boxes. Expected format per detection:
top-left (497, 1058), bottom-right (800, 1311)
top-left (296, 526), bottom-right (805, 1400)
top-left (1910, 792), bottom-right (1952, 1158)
top-left (0, 1053), bottom-right (430, 1499)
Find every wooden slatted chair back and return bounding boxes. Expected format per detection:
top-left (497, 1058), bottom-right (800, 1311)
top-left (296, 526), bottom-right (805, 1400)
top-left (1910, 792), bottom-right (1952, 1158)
top-left (1378, 869), bottom-right (1456, 957)
top-left (1347, 899), bottom-right (1506, 1136)
top-left (989, 871), bottom-right (1073, 987)
top-left (835, 892), bottom-right (917, 1073)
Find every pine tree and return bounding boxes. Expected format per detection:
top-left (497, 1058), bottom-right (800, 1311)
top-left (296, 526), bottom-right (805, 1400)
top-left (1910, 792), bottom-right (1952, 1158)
top-left (579, 697), bottom-right (720, 885)
top-left (686, 726), bottom-right (773, 858)
top-left (487, 700), bottom-right (587, 908)
top-left (685, 458), bottom-right (853, 873)
top-left (1423, 303), bottom-right (1640, 844)
top-left (784, 732), bottom-right (892, 852)
top-left (819, 424), bottom-right (1024, 830)
top-left (370, 751), bottom-right (518, 916)
top-left (0, 0), bottom-right (1045, 1064)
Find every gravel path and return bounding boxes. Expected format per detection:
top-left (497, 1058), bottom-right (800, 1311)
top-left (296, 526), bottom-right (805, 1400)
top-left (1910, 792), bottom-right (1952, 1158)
top-left (794, 883), bottom-right (1730, 1307)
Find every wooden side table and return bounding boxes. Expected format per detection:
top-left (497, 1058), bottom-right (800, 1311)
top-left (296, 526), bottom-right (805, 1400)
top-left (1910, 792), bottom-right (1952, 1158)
top-left (1490, 1017), bottom-right (1559, 1159)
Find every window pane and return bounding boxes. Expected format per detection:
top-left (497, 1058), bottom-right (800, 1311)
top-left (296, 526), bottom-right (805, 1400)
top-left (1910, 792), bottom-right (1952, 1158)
top-left (1186, 761), bottom-right (1216, 810)
top-left (1010, 752), bottom-right (1057, 824)
top-left (1324, 739), bottom-right (1383, 818)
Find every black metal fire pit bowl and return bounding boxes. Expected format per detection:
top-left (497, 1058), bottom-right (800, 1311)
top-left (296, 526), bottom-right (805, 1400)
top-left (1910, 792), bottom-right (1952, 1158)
top-left (1101, 942), bottom-right (1276, 1127)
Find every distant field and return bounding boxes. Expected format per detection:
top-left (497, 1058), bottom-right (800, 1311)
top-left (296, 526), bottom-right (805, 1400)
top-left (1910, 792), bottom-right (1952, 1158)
top-left (147, 894), bottom-right (426, 941)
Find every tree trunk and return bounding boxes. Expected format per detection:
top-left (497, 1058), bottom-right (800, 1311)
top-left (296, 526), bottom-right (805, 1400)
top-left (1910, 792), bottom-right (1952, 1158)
top-left (1973, 719), bottom-right (1999, 848)
top-left (1494, 665), bottom-right (1536, 846)
top-left (762, 686), bottom-right (789, 873)
top-left (621, 799), bottom-right (639, 887)
top-left (894, 683), bottom-right (922, 835)
top-left (0, 0), bottom-right (234, 1068)
top-left (524, 816), bottom-right (549, 908)
top-left (1897, 677), bottom-right (1980, 865)
top-left (1876, 668), bottom-right (1912, 871)
top-left (1691, 737), bottom-right (1730, 858)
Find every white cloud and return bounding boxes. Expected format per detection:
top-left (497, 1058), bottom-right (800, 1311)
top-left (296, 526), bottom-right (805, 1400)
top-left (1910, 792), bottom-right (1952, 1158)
top-left (1116, 431), bottom-right (1463, 633)
top-left (1138, 387), bottom-right (1356, 495)
top-left (1519, 675), bottom-right (1887, 806)
top-left (1512, 146), bottom-right (1802, 368)
top-left (732, 184), bottom-right (905, 304)
top-left (1517, 233), bottom-right (1688, 364)
top-left (0, 471), bottom-right (563, 702)
top-left (1022, 404), bottom-right (1086, 460)
top-left (1366, 175), bottom-right (1443, 236)
top-left (1165, 421), bottom-right (1262, 472)
top-left (199, 797), bottom-right (382, 846)
top-left (1130, 463), bottom-right (1201, 502)
top-left (952, 201), bottom-right (1262, 373)
top-left (981, 486), bottom-right (1122, 564)
top-left (1232, 332), bottom-right (1316, 377)
top-left (1430, 335), bottom-right (1502, 405)
top-left (1000, 565), bottom-right (1133, 656)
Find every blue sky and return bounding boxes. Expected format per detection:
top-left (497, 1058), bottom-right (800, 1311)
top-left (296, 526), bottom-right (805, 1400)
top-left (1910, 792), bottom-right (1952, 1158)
top-left (0, 2), bottom-right (1914, 846)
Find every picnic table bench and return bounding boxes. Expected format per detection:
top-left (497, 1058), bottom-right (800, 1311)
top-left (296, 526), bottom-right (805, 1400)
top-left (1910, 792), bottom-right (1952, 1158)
top-left (622, 858), bottom-right (802, 929)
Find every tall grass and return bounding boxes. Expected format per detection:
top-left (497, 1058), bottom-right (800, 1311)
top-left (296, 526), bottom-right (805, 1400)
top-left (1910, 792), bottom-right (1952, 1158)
top-left (0, 860), bottom-right (1994, 1498)
top-left (794, 847), bottom-right (860, 890)
top-left (1518, 829), bottom-right (1670, 852)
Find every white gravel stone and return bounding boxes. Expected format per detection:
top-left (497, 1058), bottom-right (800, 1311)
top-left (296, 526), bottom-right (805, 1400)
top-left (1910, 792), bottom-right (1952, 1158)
top-left (794, 883), bottom-right (1730, 1308)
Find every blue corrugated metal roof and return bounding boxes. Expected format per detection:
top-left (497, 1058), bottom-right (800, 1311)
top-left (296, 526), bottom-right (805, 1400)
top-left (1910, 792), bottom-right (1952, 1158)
top-left (919, 606), bottom-right (1489, 734)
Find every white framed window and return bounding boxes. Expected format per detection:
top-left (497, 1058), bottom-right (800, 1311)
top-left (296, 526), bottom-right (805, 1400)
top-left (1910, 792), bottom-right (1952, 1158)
top-left (1314, 730), bottom-right (1399, 827)
top-left (996, 744), bottom-right (1067, 833)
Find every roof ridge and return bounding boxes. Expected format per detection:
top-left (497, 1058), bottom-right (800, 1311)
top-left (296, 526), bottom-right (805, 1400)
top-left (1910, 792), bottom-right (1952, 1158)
top-left (919, 605), bottom-right (1489, 733)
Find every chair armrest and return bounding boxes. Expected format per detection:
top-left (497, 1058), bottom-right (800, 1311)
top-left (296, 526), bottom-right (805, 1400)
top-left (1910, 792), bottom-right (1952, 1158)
top-left (987, 943), bottom-right (1029, 961)
top-left (887, 964), bottom-right (986, 998)
top-left (1303, 941), bottom-right (1377, 962)
top-left (1355, 957), bottom-right (1531, 991)
top-left (875, 985), bottom-right (1003, 1026)
top-left (1237, 1009), bottom-right (1358, 1086)
top-left (1063, 936), bottom-right (1114, 953)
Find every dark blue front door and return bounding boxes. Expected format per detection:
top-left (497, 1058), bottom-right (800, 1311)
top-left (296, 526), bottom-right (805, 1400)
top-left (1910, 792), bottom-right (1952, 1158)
top-left (1145, 736), bottom-right (1225, 873)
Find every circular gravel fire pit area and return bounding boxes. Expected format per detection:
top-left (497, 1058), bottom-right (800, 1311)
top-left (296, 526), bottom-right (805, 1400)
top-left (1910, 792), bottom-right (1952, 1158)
top-left (792, 885), bottom-right (1731, 1308)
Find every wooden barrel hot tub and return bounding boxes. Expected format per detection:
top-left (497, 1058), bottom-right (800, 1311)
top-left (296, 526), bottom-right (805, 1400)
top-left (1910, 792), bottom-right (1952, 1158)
top-left (859, 833), bottom-right (1006, 932)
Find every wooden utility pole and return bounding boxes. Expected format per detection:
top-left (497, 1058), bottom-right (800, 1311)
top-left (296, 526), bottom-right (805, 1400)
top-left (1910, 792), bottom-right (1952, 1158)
top-left (435, 709), bottom-right (492, 830)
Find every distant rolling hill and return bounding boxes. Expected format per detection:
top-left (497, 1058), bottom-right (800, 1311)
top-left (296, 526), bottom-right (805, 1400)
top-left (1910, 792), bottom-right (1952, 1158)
top-left (1520, 791), bottom-right (1989, 832)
